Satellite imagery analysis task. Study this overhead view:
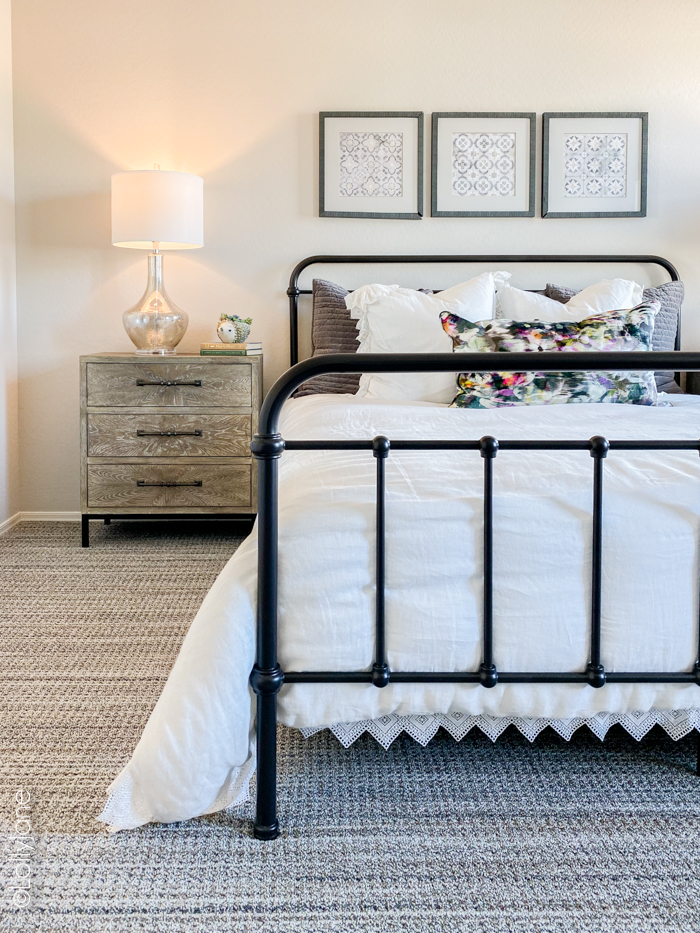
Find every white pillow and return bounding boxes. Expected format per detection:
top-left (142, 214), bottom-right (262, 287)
top-left (347, 272), bottom-right (510, 403)
top-left (496, 278), bottom-right (644, 323)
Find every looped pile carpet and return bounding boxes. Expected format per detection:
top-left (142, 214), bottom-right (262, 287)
top-left (1, 521), bottom-right (699, 932)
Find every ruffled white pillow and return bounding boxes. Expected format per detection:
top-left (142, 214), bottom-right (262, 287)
top-left (347, 272), bottom-right (510, 403)
top-left (496, 278), bottom-right (644, 323)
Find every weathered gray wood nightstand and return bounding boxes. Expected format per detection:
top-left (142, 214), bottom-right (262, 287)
top-left (79, 352), bottom-right (262, 546)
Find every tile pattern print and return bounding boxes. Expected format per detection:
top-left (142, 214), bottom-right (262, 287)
top-left (563, 133), bottom-right (627, 198)
top-left (339, 133), bottom-right (403, 197)
top-left (452, 133), bottom-right (516, 196)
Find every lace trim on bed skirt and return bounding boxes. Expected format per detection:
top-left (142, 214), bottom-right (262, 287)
top-left (299, 709), bottom-right (700, 749)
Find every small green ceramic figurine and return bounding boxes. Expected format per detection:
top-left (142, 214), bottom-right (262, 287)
top-left (217, 314), bottom-right (252, 344)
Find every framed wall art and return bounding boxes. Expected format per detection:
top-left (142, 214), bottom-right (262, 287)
top-left (542, 112), bottom-right (648, 218)
top-left (319, 111), bottom-right (423, 219)
top-left (431, 112), bottom-right (535, 217)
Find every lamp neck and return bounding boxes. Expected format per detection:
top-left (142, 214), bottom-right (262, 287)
top-left (146, 251), bottom-right (164, 292)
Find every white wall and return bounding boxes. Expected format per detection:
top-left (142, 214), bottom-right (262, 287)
top-left (0, 0), bottom-right (17, 525)
top-left (11, 0), bottom-right (700, 512)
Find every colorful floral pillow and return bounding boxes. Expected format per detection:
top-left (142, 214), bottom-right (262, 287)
top-left (439, 303), bottom-right (659, 409)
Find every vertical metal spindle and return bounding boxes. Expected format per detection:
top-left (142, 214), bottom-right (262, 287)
top-left (250, 433), bottom-right (286, 840)
top-left (479, 436), bottom-right (498, 688)
top-left (372, 436), bottom-right (390, 688)
top-left (587, 436), bottom-right (608, 688)
top-left (694, 496), bottom-right (700, 772)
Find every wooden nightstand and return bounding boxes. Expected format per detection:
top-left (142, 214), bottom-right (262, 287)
top-left (79, 352), bottom-right (262, 546)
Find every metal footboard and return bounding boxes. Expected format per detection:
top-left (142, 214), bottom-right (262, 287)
top-left (250, 351), bottom-right (700, 839)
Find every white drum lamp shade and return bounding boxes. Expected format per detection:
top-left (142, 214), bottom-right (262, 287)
top-left (111, 170), bottom-right (204, 250)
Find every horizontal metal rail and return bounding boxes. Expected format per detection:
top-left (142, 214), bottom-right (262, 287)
top-left (259, 351), bottom-right (700, 436)
top-left (284, 439), bottom-right (700, 452)
top-left (283, 671), bottom-right (699, 684)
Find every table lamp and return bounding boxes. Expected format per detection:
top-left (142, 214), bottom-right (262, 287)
top-left (111, 167), bottom-right (204, 354)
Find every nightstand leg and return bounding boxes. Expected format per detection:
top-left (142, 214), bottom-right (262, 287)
top-left (104, 518), bottom-right (111, 525)
top-left (81, 515), bottom-right (90, 548)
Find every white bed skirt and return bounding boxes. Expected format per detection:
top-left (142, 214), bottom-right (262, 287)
top-left (100, 709), bottom-right (699, 831)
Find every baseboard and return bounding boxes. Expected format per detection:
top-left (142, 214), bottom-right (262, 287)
top-left (0, 511), bottom-right (82, 535)
top-left (19, 511), bottom-right (81, 522)
top-left (0, 511), bottom-right (21, 536)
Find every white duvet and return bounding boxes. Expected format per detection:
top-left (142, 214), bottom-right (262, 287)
top-left (100, 394), bottom-right (700, 830)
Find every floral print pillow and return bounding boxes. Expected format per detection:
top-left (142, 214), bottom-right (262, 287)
top-left (439, 302), bottom-right (659, 408)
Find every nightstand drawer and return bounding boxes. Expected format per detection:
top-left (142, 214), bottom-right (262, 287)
top-left (86, 361), bottom-right (252, 408)
top-left (87, 413), bottom-right (252, 458)
top-left (87, 463), bottom-right (251, 509)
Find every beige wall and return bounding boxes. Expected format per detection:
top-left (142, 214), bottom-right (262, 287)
top-left (11, 0), bottom-right (700, 512)
top-left (0, 0), bottom-right (17, 525)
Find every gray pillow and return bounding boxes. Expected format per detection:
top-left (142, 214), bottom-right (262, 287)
top-left (544, 281), bottom-right (684, 393)
top-left (293, 279), bottom-right (361, 398)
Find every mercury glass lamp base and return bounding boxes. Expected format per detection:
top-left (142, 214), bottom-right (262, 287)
top-left (135, 347), bottom-right (178, 355)
top-left (122, 251), bottom-right (189, 355)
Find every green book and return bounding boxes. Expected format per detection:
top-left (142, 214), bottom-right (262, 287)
top-left (200, 349), bottom-right (246, 356)
top-left (199, 350), bottom-right (246, 356)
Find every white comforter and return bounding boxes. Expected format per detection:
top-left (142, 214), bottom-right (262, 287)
top-left (100, 394), bottom-right (700, 830)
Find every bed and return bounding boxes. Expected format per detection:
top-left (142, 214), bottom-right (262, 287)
top-left (100, 255), bottom-right (700, 839)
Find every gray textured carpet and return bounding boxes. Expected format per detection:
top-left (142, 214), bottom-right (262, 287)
top-left (1, 521), bottom-right (700, 932)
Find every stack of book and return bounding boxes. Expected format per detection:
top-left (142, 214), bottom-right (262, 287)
top-left (200, 342), bottom-right (262, 356)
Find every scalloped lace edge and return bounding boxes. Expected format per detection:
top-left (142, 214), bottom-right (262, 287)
top-left (300, 709), bottom-right (700, 749)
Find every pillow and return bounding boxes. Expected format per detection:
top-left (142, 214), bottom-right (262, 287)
top-left (440, 303), bottom-right (659, 409)
top-left (495, 287), bottom-right (568, 322)
top-left (293, 279), bottom-right (360, 398)
top-left (496, 278), bottom-right (643, 323)
top-left (347, 272), bottom-right (510, 404)
top-left (545, 281), bottom-right (684, 393)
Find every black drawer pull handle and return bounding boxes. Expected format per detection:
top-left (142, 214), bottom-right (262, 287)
top-left (136, 480), bottom-right (203, 488)
top-left (135, 379), bottom-right (203, 387)
top-left (136, 429), bottom-right (203, 437)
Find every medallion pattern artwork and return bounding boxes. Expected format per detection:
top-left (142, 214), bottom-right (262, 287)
top-left (451, 132), bottom-right (516, 196)
top-left (339, 132), bottom-right (403, 197)
top-left (563, 133), bottom-right (627, 198)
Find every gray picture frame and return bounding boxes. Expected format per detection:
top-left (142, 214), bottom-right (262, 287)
top-left (542, 112), bottom-right (648, 218)
top-left (431, 112), bottom-right (536, 217)
top-left (319, 111), bottom-right (423, 219)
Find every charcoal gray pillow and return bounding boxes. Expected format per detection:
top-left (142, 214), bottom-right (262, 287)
top-left (293, 279), bottom-right (360, 398)
top-left (544, 281), bottom-right (684, 393)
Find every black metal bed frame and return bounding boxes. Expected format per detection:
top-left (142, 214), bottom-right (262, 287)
top-left (286, 254), bottom-right (682, 366)
top-left (250, 255), bottom-right (699, 840)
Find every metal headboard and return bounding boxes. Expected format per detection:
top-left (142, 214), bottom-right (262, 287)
top-left (287, 254), bottom-right (681, 367)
